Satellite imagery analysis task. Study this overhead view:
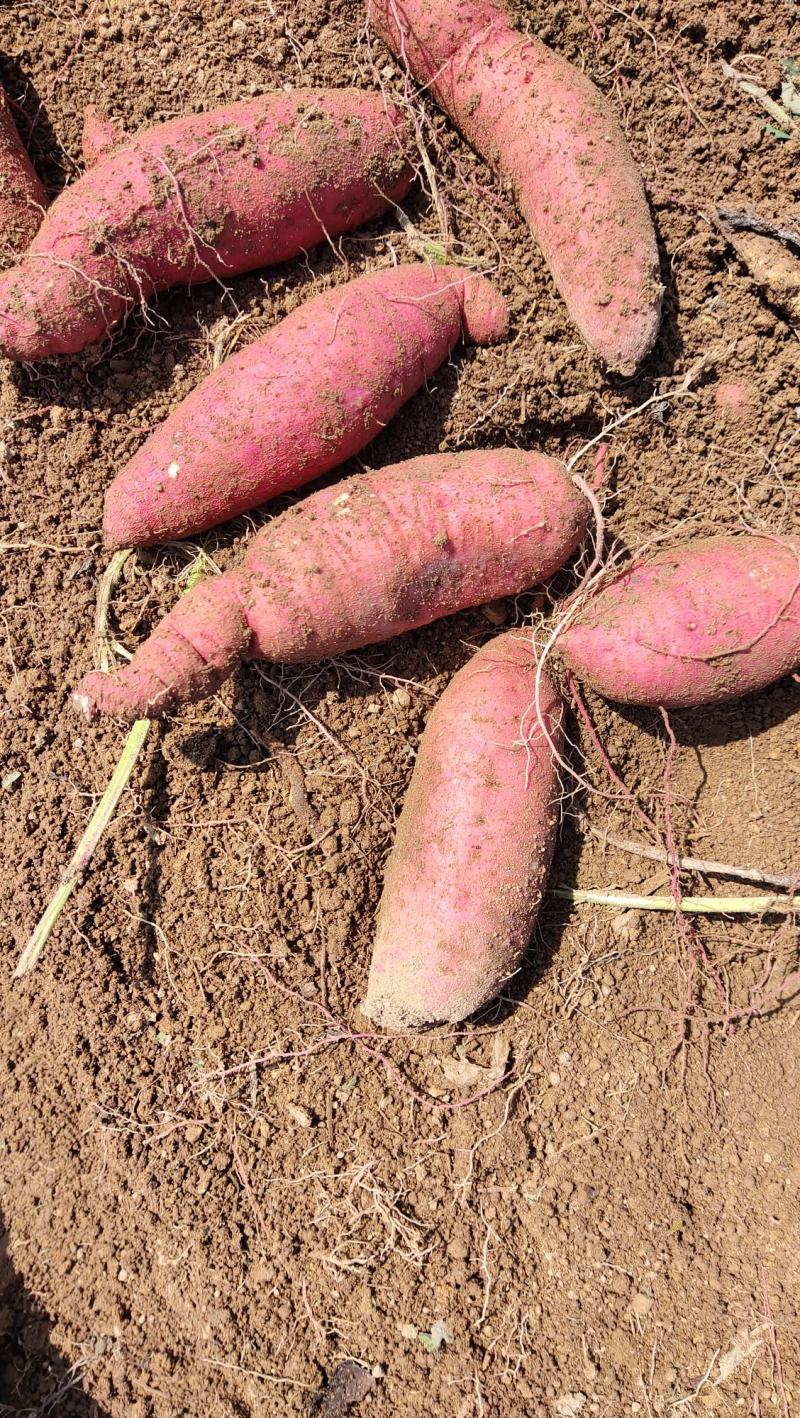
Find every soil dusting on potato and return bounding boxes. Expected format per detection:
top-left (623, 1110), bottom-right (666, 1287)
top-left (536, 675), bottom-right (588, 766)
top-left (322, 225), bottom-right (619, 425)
top-left (1, 2), bottom-right (798, 1416)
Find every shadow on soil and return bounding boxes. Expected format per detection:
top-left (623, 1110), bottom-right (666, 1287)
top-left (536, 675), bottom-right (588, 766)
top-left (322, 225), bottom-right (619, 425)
top-left (0, 1212), bottom-right (109, 1417)
top-left (608, 674), bottom-right (800, 748)
top-left (0, 56), bottom-right (64, 194)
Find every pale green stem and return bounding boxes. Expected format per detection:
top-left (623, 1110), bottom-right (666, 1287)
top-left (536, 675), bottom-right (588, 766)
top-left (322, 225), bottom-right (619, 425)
top-left (553, 888), bottom-right (798, 916)
top-left (15, 719), bottom-right (151, 977)
top-left (16, 548), bottom-right (211, 979)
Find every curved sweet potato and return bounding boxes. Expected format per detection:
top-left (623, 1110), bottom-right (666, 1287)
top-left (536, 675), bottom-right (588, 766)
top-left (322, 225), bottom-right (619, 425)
top-left (103, 262), bottom-right (509, 548)
top-left (0, 90), bottom-right (412, 360)
top-left (557, 534), bottom-right (800, 707)
top-left (74, 449), bottom-right (588, 720)
top-left (363, 632), bottom-right (563, 1028)
top-left (0, 85), bottom-right (46, 264)
top-left (368, 0), bottom-right (662, 372)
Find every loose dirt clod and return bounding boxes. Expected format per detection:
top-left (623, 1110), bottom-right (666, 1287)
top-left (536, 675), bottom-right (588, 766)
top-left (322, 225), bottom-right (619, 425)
top-left (312, 1360), bottom-right (375, 1416)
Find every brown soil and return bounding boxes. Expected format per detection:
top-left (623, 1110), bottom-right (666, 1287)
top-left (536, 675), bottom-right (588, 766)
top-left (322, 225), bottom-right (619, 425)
top-left (1, 2), bottom-right (798, 1416)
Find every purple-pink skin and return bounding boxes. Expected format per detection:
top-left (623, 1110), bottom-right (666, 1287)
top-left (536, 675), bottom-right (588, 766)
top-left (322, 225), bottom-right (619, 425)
top-left (103, 263), bottom-right (509, 548)
top-left (557, 535), bottom-right (800, 708)
top-left (0, 86), bottom-right (46, 264)
top-left (0, 90), bottom-right (413, 360)
top-left (81, 105), bottom-right (125, 166)
top-left (368, 0), bottom-right (662, 373)
top-left (73, 449), bottom-right (589, 721)
top-left (363, 632), bottom-right (563, 1029)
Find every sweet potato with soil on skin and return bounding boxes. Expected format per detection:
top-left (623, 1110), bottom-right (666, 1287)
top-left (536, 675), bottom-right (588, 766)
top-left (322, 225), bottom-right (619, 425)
top-left (557, 534), bottom-right (800, 708)
top-left (103, 262), bottom-right (509, 549)
top-left (363, 633), bottom-right (563, 1029)
top-left (74, 449), bottom-right (589, 721)
top-left (368, 0), bottom-right (662, 373)
top-left (0, 85), bottom-right (46, 264)
top-left (81, 105), bottom-right (125, 166)
top-left (0, 90), bottom-right (412, 361)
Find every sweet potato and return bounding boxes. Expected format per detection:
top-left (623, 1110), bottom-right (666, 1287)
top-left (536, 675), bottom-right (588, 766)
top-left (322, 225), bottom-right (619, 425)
top-left (368, 0), bottom-right (662, 372)
top-left (74, 449), bottom-right (588, 720)
top-left (103, 263), bottom-right (509, 549)
top-left (363, 633), bottom-right (562, 1028)
top-left (0, 85), bottom-right (46, 264)
top-left (557, 534), bottom-right (800, 707)
top-left (0, 90), bottom-right (412, 360)
top-left (81, 105), bottom-right (125, 166)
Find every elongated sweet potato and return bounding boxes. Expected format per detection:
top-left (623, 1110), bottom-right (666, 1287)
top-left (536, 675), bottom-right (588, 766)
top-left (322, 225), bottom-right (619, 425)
top-left (0, 85), bottom-right (46, 264)
top-left (557, 534), bottom-right (800, 707)
top-left (74, 449), bottom-right (588, 720)
top-left (363, 632), bottom-right (562, 1029)
top-left (103, 262), bottom-right (509, 548)
top-left (0, 90), bottom-right (412, 360)
top-left (369, 0), bottom-right (662, 372)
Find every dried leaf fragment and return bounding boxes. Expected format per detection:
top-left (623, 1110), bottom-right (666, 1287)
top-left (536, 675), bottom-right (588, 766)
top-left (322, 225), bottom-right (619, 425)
top-left (440, 1036), bottom-right (510, 1091)
top-left (418, 1320), bottom-right (453, 1353)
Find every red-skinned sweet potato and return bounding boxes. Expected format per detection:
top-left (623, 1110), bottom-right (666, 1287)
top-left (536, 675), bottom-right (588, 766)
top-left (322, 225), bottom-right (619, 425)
top-left (0, 90), bottom-right (412, 360)
top-left (557, 534), bottom-right (800, 707)
top-left (74, 449), bottom-right (588, 720)
top-left (368, 0), bottom-right (662, 372)
top-left (0, 85), bottom-right (46, 264)
top-left (103, 262), bottom-right (509, 549)
top-left (363, 632), bottom-right (563, 1028)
